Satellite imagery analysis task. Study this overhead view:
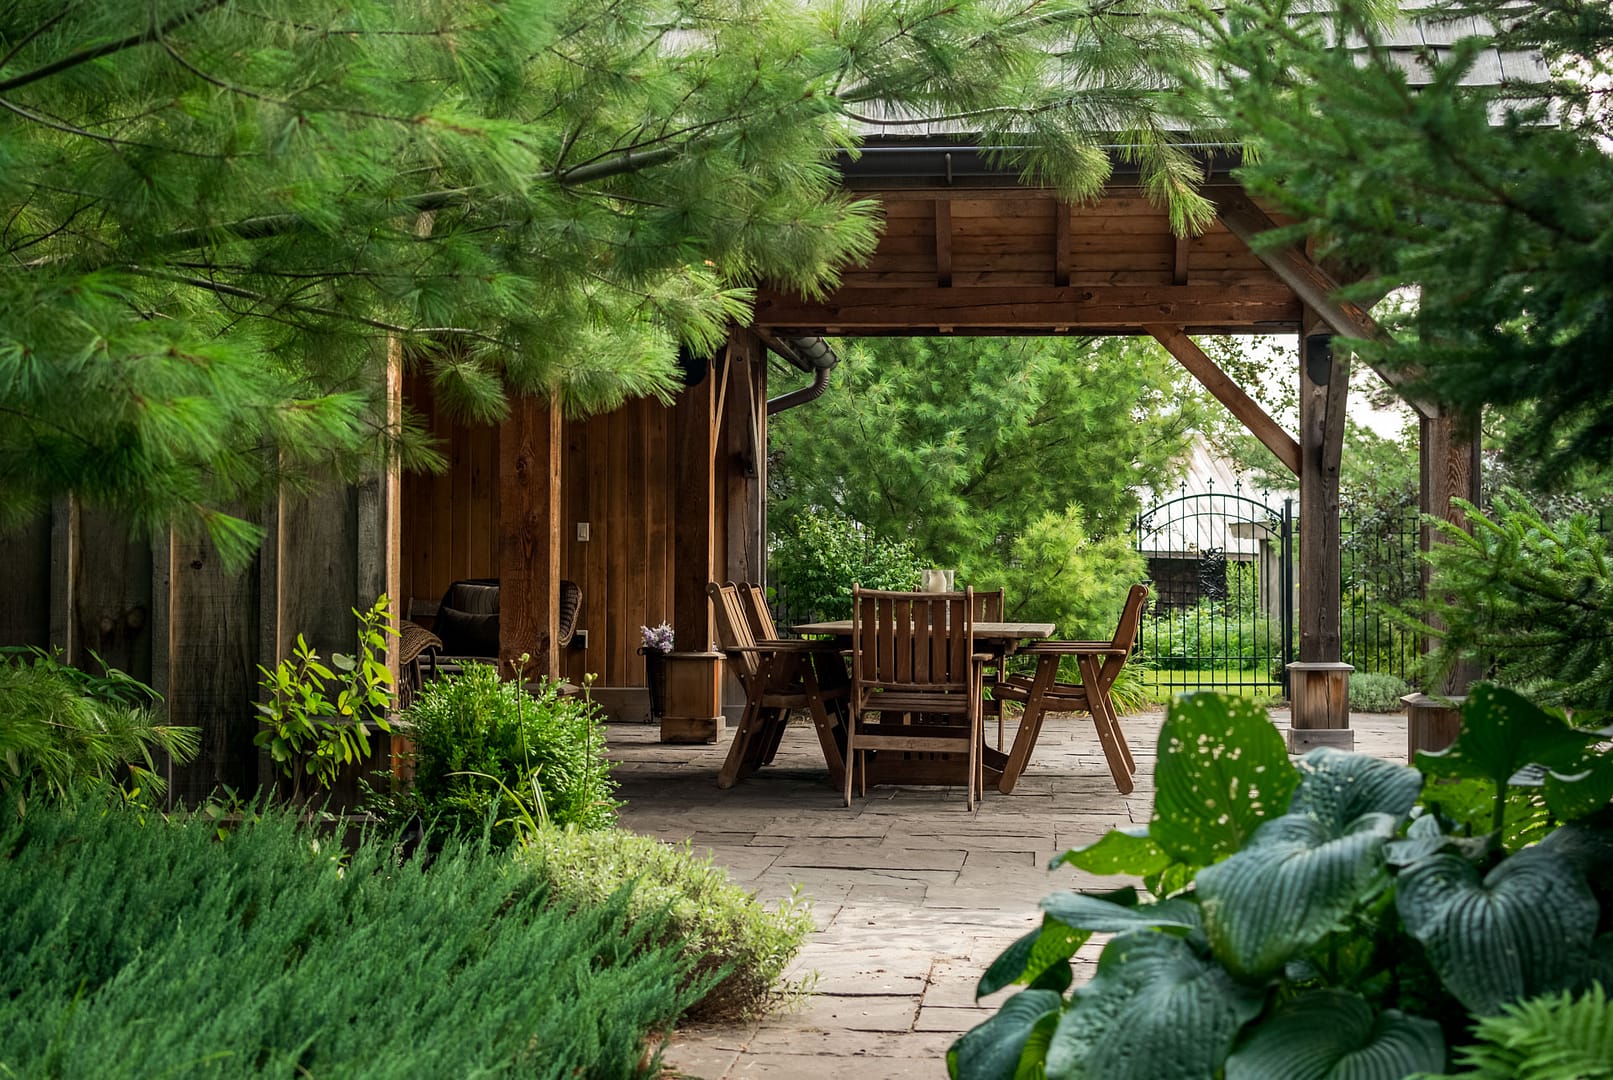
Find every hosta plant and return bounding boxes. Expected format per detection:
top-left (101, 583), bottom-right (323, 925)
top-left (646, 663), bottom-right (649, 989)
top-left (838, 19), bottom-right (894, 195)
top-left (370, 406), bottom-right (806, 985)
top-left (951, 687), bottom-right (1613, 1079)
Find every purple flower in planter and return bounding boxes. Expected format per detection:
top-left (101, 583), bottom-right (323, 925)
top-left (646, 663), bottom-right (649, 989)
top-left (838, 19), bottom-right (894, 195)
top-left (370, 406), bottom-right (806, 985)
top-left (640, 622), bottom-right (674, 654)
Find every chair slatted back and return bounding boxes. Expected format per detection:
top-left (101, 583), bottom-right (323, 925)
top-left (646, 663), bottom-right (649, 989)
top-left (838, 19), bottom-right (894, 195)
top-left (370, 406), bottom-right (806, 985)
top-left (1097, 584), bottom-right (1150, 687)
top-left (707, 582), bottom-right (761, 684)
top-left (971, 588), bottom-right (1004, 623)
top-left (737, 582), bottom-right (779, 641)
top-left (852, 586), bottom-right (975, 695)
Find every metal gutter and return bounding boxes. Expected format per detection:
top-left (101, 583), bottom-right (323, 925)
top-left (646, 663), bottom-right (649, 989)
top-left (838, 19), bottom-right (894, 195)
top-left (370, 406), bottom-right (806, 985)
top-left (766, 335), bottom-right (840, 415)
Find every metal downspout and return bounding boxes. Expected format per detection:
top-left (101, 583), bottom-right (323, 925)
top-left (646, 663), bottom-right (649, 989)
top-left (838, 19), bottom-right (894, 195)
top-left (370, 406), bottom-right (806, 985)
top-left (766, 336), bottom-right (839, 415)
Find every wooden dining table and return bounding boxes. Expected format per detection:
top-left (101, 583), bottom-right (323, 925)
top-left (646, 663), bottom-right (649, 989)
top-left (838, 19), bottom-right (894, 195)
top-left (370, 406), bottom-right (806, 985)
top-left (790, 618), bottom-right (1055, 793)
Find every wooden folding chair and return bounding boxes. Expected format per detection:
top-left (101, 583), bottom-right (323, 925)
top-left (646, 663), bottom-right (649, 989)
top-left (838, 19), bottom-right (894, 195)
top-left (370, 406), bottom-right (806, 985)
top-left (995, 584), bottom-right (1149, 794)
top-left (708, 582), bottom-right (847, 789)
top-left (846, 586), bottom-right (986, 810)
top-left (970, 587), bottom-right (1007, 748)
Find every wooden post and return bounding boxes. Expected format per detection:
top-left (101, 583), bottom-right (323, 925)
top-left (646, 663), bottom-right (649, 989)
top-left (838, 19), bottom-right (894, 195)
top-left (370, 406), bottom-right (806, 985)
top-left (499, 394), bottom-right (562, 681)
top-left (1421, 413), bottom-right (1483, 695)
top-left (724, 329), bottom-right (767, 587)
top-left (1289, 327), bottom-right (1354, 749)
top-left (664, 341), bottom-right (727, 742)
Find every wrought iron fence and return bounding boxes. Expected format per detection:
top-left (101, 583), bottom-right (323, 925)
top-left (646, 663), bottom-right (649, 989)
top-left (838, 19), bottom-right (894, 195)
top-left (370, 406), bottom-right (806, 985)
top-left (1132, 486), bottom-right (1427, 699)
top-left (1339, 498), bottom-right (1425, 686)
top-left (1133, 487), bottom-right (1293, 699)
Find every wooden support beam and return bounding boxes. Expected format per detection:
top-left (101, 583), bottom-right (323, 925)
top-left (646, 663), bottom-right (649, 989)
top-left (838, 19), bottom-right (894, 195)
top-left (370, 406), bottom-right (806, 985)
top-left (935, 199), bottom-right (953, 288)
top-left (1173, 234), bottom-right (1191, 286)
top-left (1211, 186), bottom-right (1437, 419)
top-left (1291, 328), bottom-right (1354, 746)
top-left (1298, 330), bottom-right (1350, 665)
top-left (666, 343), bottom-right (728, 742)
top-left (498, 394), bottom-right (562, 680)
top-left (724, 328), bottom-right (766, 587)
top-left (754, 284), bottom-right (1301, 333)
top-left (1147, 326), bottom-right (1301, 477)
top-left (1421, 413), bottom-right (1484, 695)
top-left (1054, 203), bottom-right (1071, 287)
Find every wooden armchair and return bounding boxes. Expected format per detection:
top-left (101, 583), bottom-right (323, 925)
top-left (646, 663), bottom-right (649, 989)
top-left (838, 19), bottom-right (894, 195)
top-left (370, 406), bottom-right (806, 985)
top-left (846, 586), bottom-right (986, 810)
top-left (994, 584), bottom-right (1149, 794)
top-left (708, 582), bottom-right (848, 789)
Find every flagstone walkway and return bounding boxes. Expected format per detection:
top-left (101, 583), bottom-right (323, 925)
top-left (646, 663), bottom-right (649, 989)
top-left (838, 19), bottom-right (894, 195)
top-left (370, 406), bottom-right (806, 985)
top-left (608, 707), bottom-right (1408, 1080)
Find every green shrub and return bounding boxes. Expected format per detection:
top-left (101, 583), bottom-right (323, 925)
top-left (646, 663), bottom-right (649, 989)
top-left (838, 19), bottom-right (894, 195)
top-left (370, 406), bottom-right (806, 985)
top-left (520, 826), bottom-right (814, 1022)
top-left (0, 806), bottom-right (698, 1079)
top-left (1349, 671), bottom-right (1411, 712)
top-left (0, 648), bottom-right (197, 815)
top-left (951, 688), bottom-right (1613, 1079)
top-left (1138, 598), bottom-right (1276, 671)
top-left (770, 506), bottom-right (926, 621)
top-left (403, 663), bottom-right (618, 839)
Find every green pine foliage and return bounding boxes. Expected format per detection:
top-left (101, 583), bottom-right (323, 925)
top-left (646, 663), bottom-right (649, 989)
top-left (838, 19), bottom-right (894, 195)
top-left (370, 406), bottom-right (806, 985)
top-left (1428, 986), bottom-right (1613, 1080)
top-left (1185, 0), bottom-right (1613, 479)
top-left (1417, 490), bottom-right (1613, 709)
top-left (401, 663), bottom-right (619, 838)
top-left (0, 805), bottom-right (699, 1078)
top-left (0, 648), bottom-right (198, 815)
top-left (520, 827), bottom-right (815, 1023)
top-left (1, 0), bottom-right (1213, 564)
top-left (769, 336), bottom-right (1193, 636)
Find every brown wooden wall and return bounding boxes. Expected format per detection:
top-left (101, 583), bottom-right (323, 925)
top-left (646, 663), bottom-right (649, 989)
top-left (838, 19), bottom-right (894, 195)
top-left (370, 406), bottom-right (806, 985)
top-left (0, 484), bottom-right (390, 804)
top-left (399, 342), bottom-right (769, 695)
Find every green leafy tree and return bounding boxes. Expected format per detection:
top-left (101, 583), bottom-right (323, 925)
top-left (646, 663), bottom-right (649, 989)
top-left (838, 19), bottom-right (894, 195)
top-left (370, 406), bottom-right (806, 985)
top-left (1188, 0), bottom-right (1613, 479)
top-left (770, 336), bottom-right (1201, 635)
top-left (1, 0), bottom-right (1214, 563)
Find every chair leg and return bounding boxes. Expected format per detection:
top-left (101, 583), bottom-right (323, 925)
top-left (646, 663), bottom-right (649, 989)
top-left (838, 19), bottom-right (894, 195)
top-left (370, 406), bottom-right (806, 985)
top-left (1080, 656), bottom-right (1135, 795)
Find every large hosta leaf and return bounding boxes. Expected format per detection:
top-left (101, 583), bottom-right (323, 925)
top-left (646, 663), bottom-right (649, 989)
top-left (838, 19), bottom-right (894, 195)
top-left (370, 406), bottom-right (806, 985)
top-left (1417, 684), bottom-right (1594, 794)
top-left (1224, 990), bottom-right (1445, 1080)
top-left (1290, 747), bottom-right (1423, 825)
top-left (978, 915), bottom-right (1089, 997)
top-left (1152, 693), bottom-right (1300, 866)
top-left (1396, 845), bottom-right (1600, 1015)
top-left (1041, 892), bottom-right (1202, 935)
top-left (949, 989), bottom-right (1063, 1080)
top-left (1051, 827), bottom-right (1173, 876)
top-left (1197, 750), bottom-right (1415, 980)
top-left (1045, 931), bottom-right (1262, 1080)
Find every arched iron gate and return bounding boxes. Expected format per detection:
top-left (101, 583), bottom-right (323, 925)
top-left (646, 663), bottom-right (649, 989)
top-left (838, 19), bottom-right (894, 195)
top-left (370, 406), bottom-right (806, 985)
top-left (1133, 488), bottom-right (1294, 699)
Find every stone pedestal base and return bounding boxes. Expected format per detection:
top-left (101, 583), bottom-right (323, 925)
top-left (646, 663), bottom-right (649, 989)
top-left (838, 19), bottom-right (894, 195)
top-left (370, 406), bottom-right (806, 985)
top-left (1403, 693), bottom-right (1465, 762)
top-left (1287, 661), bottom-right (1354, 753)
top-left (660, 651), bottom-right (725, 744)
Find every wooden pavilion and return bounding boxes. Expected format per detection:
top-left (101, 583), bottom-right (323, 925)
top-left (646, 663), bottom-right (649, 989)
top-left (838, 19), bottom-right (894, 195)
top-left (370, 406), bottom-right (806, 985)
top-left (0, 140), bottom-right (1480, 799)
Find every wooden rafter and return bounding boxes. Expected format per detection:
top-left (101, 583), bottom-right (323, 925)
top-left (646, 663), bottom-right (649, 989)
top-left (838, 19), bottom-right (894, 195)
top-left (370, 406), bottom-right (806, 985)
top-left (1147, 326), bottom-right (1300, 476)
top-left (1054, 202), bottom-right (1071, 287)
top-left (753, 284), bottom-right (1300, 333)
top-left (1172, 234), bottom-right (1191, 286)
top-left (1211, 186), bottom-right (1437, 418)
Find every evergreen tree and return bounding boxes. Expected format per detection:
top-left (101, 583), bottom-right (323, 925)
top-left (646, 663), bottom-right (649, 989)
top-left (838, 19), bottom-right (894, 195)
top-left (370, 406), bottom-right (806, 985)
top-left (1187, 0), bottom-right (1613, 479)
top-left (0, 0), bottom-right (1213, 562)
top-left (769, 336), bottom-right (1204, 633)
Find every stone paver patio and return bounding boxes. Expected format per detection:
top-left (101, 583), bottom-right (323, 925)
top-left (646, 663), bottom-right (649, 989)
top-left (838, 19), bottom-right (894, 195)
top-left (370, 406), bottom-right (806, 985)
top-left (609, 706), bottom-right (1409, 1079)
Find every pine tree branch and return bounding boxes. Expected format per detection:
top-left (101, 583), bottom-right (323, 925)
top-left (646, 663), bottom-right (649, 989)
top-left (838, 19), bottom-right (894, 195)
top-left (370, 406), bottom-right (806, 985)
top-left (127, 267), bottom-right (511, 347)
top-left (0, 10), bottom-right (67, 72)
top-left (0, 0), bottom-right (229, 94)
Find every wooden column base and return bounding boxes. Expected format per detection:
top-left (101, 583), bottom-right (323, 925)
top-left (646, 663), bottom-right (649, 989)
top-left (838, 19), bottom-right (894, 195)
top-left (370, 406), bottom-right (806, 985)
top-left (1286, 661), bottom-right (1354, 752)
top-left (1403, 693), bottom-right (1465, 762)
top-left (660, 651), bottom-right (726, 744)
